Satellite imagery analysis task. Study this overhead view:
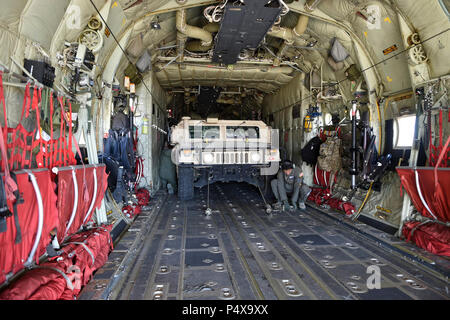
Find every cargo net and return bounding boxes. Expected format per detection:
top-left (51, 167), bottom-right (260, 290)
top-left (0, 72), bottom-right (76, 171)
top-left (397, 136), bottom-right (450, 257)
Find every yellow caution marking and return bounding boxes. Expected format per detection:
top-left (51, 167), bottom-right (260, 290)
top-left (384, 17), bottom-right (391, 23)
top-left (112, 1), bottom-right (118, 9)
top-left (386, 76), bottom-right (393, 82)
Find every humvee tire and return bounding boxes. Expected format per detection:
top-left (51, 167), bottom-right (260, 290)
top-left (257, 174), bottom-right (274, 200)
top-left (178, 166), bottom-right (194, 200)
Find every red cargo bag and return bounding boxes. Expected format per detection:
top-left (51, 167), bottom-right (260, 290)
top-left (0, 170), bottom-right (58, 285)
top-left (55, 165), bottom-right (108, 243)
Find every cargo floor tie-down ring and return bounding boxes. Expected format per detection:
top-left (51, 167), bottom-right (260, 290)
top-left (205, 168), bottom-right (212, 216)
top-left (67, 241), bottom-right (95, 267)
top-left (24, 170), bottom-right (44, 267)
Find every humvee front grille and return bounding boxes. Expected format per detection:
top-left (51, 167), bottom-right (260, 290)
top-left (222, 151), bottom-right (261, 165)
top-left (199, 150), bottom-right (264, 165)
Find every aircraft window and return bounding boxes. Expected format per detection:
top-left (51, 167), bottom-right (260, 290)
top-left (324, 113), bottom-right (332, 125)
top-left (393, 115), bottom-right (416, 148)
top-left (189, 126), bottom-right (220, 139)
top-left (226, 126), bottom-right (260, 139)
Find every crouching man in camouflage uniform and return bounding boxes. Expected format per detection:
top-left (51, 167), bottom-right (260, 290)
top-left (271, 160), bottom-right (311, 211)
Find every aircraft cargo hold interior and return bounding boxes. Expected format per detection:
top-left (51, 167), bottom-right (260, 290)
top-left (0, 0), bottom-right (449, 305)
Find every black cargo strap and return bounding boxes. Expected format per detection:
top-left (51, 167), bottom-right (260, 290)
top-left (10, 172), bottom-right (23, 244)
top-left (0, 172), bottom-right (22, 242)
top-left (0, 156), bottom-right (10, 233)
top-left (0, 175), bottom-right (12, 220)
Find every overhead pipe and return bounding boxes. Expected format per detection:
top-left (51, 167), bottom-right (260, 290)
top-left (186, 23), bottom-right (219, 52)
top-left (267, 21), bottom-right (307, 45)
top-left (157, 55), bottom-right (288, 66)
top-left (154, 62), bottom-right (294, 74)
top-left (267, 13), bottom-right (310, 45)
top-left (217, 97), bottom-right (240, 105)
top-left (304, 0), bottom-right (322, 12)
top-left (203, 23), bottom-right (220, 33)
top-left (267, 0), bottom-right (323, 65)
top-left (273, 42), bottom-right (289, 67)
top-left (176, 9), bottom-right (213, 59)
top-left (177, 33), bottom-right (188, 63)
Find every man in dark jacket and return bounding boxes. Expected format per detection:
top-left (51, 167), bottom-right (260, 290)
top-left (111, 101), bottom-right (130, 131)
top-left (271, 160), bottom-right (311, 211)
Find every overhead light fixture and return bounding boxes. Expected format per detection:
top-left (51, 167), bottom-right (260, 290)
top-left (307, 39), bottom-right (317, 47)
top-left (151, 21), bottom-right (161, 30)
top-left (151, 16), bottom-right (161, 30)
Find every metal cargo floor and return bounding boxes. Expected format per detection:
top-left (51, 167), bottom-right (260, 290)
top-left (79, 183), bottom-right (450, 300)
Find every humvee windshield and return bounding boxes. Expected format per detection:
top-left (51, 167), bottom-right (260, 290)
top-left (189, 125), bottom-right (220, 139)
top-left (226, 126), bottom-right (260, 139)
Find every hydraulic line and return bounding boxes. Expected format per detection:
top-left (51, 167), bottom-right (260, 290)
top-left (375, 100), bottom-right (382, 155)
top-left (107, 188), bottom-right (132, 224)
top-left (351, 182), bottom-right (373, 221)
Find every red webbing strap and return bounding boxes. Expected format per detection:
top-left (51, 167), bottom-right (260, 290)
top-left (429, 108), bottom-right (433, 165)
top-left (19, 83), bottom-right (31, 124)
top-left (34, 87), bottom-right (44, 168)
top-left (62, 98), bottom-right (68, 166)
top-left (0, 71), bottom-right (18, 200)
top-left (0, 71), bottom-right (12, 171)
top-left (60, 100), bottom-right (82, 166)
top-left (0, 72), bottom-right (7, 143)
top-left (28, 86), bottom-right (38, 165)
top-left (60, 103), bottom-right (88, 209)
top-left (0, 121), bottom-right (17, 201)
top-left (12, 84), bottom-right (31, 170)
top-left (3, 82), bottom-right (35, 171)
top-left (66, 100), bottom-right (75, 165)
top-left (439, 109), bottom-right (443, 148)
top-left (49, 92), bottom-right (54, 168)
top-left (429, 109), bottom-right (449, 167)
top-left (133, 126), bottom-right (138, 152)
top-left (434, 136), bottom-right (450, 188)
top-left (55, 95), bottom-right (65, 167)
